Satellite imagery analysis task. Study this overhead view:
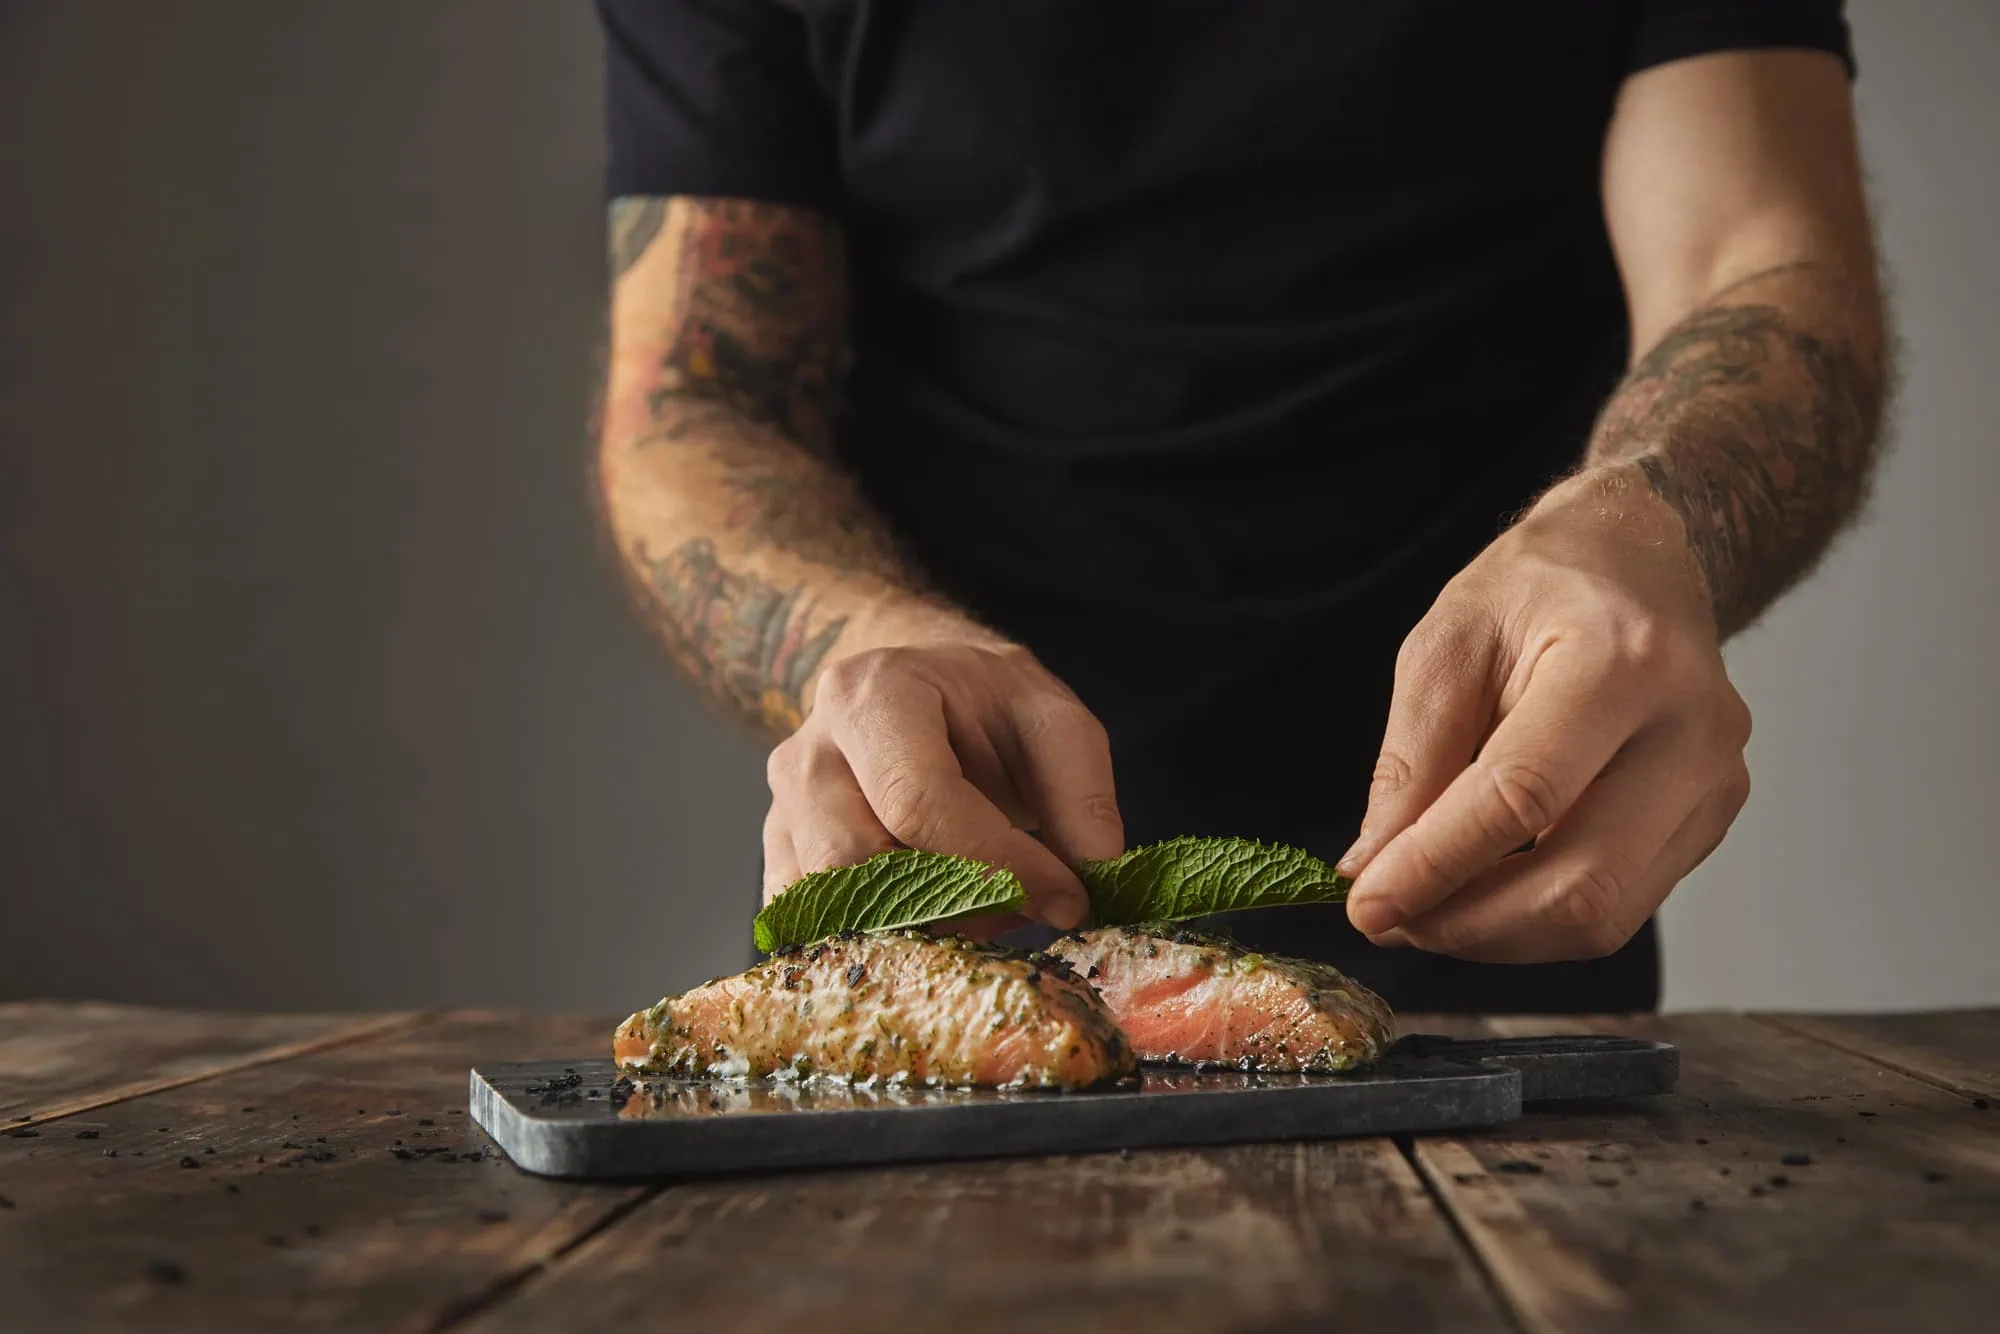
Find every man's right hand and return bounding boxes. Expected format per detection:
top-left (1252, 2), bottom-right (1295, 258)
top-left (760, 639), bottom-right (1124, 932)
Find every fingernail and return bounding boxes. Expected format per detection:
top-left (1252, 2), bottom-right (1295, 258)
top-left (1347, 894), bottom-right (1402, 937)
top-left (1335, 840), bottom-right (1367, 877)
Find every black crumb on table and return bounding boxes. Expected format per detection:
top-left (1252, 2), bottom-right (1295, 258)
top-left (1780, 1152), bottom-right (1811, 1167)
top-left (6, 1128), bottom-right (40, 1139)
top-left (74, 1129), bottom-right (100, 1140)
top-left (1493, 1160), bottom-right (1544, 1175)
top-left (1973, 1098), bottom-right (1991, 1111)
top-left (178, 1156), bottom-right (201, 1170)
top-left (418, 1119), bottom-right (435, 1127)
top-left (1749, 1185), bottom-right (1767, 1197)
top-left (144, 1259), bottom-right (188, 1285)
top-left (1688, 1198), bottom-right (1706, 1211)
top-left (204, 1146), bottom-right (216, 1155)
top-left (1768, 1174), bottom-right (1791, 1188)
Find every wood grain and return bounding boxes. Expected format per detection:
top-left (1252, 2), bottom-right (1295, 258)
top-left (0, 1000), bottom-right (420, 1127)
top-left (1763, 1009), bottom-right (2000, 1101)
top-left (1412, 1012), bottom-right (2000, 1334)
top-left (465, 1138), bottom-right (1511, 1334)
top-left (0, 1010), bottom-right (647, 1334)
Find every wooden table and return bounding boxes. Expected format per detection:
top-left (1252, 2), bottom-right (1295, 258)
top-left (2, 1004), bottom-right (1995, 1332)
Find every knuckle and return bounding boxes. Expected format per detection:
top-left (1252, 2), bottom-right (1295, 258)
top-left (1719, 759), bottom-right (1753, 815)
top-left (813, 649), bottom-right (903, 709)
top-left (1548, 864), bottom-right (1630, 958)
top-left (1080, 791), bottom-right (1124, 831)
top-left (1612, 611), bottom-right (1671, 670)
top-left (1480, 759), bottom-right (1565, 841)
top-left (1370, 750), bottom-right (1417, 799)
top-left (1022, 694), bottom-right (1105, 748)
top-left (873, 767), bottom-right (946, 845)
top-left (1396, 614), bottom-right (1463, 679)
top-left (1715, 689), bottom-right (1753, 750)
top-left (764, 738), bottom-right (805, 789)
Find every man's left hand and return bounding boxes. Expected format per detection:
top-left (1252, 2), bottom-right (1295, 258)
top-left (1338, 467), bottom-right (1753, 964)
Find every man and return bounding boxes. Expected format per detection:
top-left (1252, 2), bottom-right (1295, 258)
top-left (592, 1), bottom-right (1886, 1012)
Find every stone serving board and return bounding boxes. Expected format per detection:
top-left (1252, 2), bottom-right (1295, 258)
top-left (470, 1033), bottom-right (1676, 1179)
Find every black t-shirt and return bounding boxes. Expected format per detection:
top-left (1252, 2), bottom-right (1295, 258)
top-left (599, 0), bottom-right (1854, 1012)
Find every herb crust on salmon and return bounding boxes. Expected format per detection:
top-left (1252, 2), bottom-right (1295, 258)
top-left (614, 930), bottom-right (1135, 1090)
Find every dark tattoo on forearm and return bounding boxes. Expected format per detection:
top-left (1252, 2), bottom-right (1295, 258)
top-left (1590, 261), bottom-right (1885, 637)
top-left (633, 536), bottom-right (847, 733)
top-left (650, 199), bottom-right (845, 453)
top-left (608, 198), bottom-right (667, 280)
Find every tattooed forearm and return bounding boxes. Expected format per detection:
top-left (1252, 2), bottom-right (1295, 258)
top-left (609, 197), bottom-right (666, 280)
top-left (1588, 260), bottom-right (1886, 637)
top-left (633, 537), bottom-right (847, 733)
top-left (648, 198), bottom-right (846, 453)
top-left (599, 196), bottom-right (945, 736)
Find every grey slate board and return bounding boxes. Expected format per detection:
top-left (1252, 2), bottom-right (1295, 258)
top-left (471, 1034), bottom-right (1677, 1180)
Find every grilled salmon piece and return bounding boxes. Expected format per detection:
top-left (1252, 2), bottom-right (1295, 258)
top-left (613, 930), bottom-right (1135, 1090)
top-left (1044, 925), bottom-right (1394, 1072)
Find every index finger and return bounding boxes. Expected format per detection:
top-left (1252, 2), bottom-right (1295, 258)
top-left (1345, 644), bottom-right (1649, 935)
top-left (830, 677), bottom-right (1091, 930)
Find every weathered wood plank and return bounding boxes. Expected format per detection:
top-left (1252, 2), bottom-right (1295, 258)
top-left (1411, 1012), bottom-right (2000, 1334)
top-left (0, 1010), bottom-right (650, 1334)
top-left (1762, 1009), bottom-right (2000, 1102)
top-left (0, 1001), bottom-right (421, 1127)
top-left (465, 1138), bottom-right (1512, 1334)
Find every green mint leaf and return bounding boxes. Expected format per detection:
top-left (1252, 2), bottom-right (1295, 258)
top-left (1079, 836), bottom-right (1351, 926)
top-left (752, 849), bottom-right (1029, 953)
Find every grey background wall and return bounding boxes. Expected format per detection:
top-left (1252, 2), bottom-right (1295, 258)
top-left (1, 1), bottom-right (1993, 1015)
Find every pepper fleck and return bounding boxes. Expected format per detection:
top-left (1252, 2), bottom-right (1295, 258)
top-left (145, 1259), bottom-right (188, 1285)
top-left (1780, 1152), bottom-right (1811, 1167)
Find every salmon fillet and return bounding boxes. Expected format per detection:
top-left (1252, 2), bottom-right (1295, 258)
top-left (1044, 925), bottom-right (1394, 1072)
top-left (613, 930), bottom-right (1135, 1090)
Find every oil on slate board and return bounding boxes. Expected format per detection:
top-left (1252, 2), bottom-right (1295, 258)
top-left (471, 1035), bottom-right (1677, 1179)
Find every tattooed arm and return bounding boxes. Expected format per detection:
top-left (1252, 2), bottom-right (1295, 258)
top-left (597, 196), bottom-right (961, 733)
top-left (1339, 50), bottom-right (1885, 964)
top-left (1586, 52), bottom-right (1888, 638)
top-left (597, 196), bottom-right (1119, 926)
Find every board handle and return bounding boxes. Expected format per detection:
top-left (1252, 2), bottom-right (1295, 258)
top-left (1390, 1033), bottom-right (1678, 1103)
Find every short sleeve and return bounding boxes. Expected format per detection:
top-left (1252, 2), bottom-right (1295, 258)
top-left (596, 0), bottom-right (839, 207)
top-left (1622, 0), bottom-right (1856, 80)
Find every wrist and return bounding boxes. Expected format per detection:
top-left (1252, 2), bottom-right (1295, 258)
top-left (1517, 464), bottom-right (1717, 630)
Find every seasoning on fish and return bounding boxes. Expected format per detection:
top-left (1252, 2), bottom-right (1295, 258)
top-left (1044, 924), bottom-right (1394, 1072)
top-left (613, 930), bottom-right (1135, 1090)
